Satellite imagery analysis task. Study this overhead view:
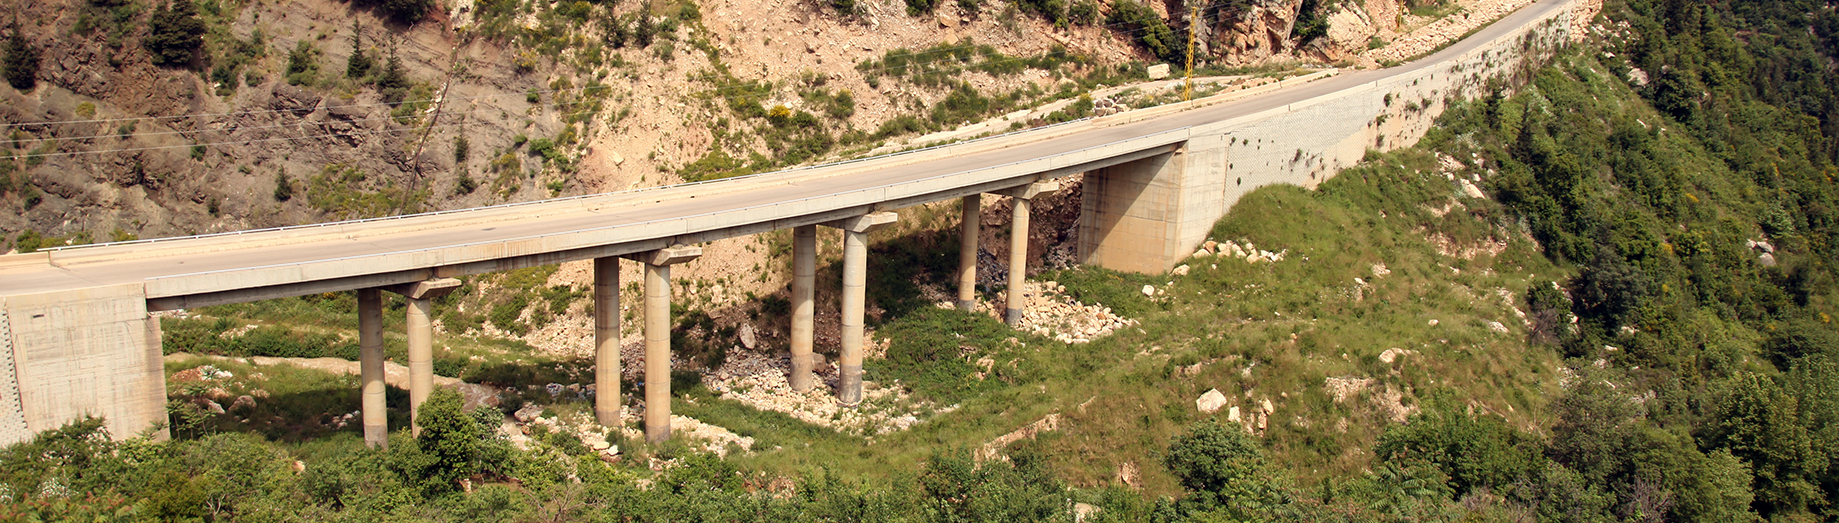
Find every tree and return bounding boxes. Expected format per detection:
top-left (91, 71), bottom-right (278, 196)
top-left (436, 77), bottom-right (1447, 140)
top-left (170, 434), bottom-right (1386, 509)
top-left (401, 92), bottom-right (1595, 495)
top-left (1704, 372), bottom-right (1824, 517)
top-left (3, 18), bottom-right (40, 90)
top-left (144, 0), bottom-right (205, 67)
top-left (345, 20), bottom-right (372, 79)
top-left (408, 387), bottom-right (507, 495)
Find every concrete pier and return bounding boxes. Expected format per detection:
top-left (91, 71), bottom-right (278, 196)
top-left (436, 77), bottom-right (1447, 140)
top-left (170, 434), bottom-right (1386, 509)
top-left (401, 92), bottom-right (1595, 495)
top-left (593, 257), bottom-right (620, 426)
top-left (996, 181), bottom-right (1058, 326)
top-left (384, 278), bottom-right (459, 437)
top-left (1005, 198), bottom-right (1030, 325)
top-left (957, 196), bottom-right (980, 311)
top-left (406, 297), bottom-right (433, 436)
top-left (358, 289), bottom-right (386, 448)
top-left (826, 213), bottom-right (896, 405)
top-left (789, 225), bottom-right (817, 392)
top-left (626, 246), bottom-right (702, 443)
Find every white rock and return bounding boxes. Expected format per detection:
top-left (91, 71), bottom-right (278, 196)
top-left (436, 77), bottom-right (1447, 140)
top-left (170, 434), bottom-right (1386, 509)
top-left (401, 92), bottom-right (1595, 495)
top-left (738, 322), bottom-right (758, 349)
top-left (1196, 389), bottom-right (1229, 413)
top-left (1227, 405), bottom-right (1241, 422)
top-left (1261, 398), bottom-right (1274, 414)
top-left (1142, 285), bottom-right (1155, 296)
top-left (1172, 265), bottom-right (1190, 276)
top-left (1427, 319), bottom-right (1440, 326)
top-left (1488, 321), bottom-right (1509, 333)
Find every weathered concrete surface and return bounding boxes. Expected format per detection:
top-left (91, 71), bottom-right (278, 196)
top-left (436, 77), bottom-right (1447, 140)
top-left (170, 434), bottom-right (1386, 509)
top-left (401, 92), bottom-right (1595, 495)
top-left (1083, 0), bottom-right (1573, 272)
top-left (0, 284), bottom-right (166, 442)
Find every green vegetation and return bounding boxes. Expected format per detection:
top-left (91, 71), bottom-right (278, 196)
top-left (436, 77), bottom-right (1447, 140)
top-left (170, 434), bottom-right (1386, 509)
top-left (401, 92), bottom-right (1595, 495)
top-left (144, 0), bottom-right (204, 67)
top-left (2, 19), bottom-right (39, 91)
top-left (304, 163), bottom-right (429, 219)
top-left (284, 41), bottom-right (318, 86)
top-left (8, 0), bottom-right (1839, 520)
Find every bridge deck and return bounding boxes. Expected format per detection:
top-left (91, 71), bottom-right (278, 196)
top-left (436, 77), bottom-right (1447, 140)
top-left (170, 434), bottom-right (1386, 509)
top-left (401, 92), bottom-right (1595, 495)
top-left (0, 0), bottom-right (1568, 306)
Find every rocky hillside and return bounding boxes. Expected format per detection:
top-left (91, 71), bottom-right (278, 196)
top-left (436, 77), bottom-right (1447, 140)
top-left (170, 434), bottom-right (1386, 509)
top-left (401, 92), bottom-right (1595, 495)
top-left (0, 0), bottom-right (1522, 252)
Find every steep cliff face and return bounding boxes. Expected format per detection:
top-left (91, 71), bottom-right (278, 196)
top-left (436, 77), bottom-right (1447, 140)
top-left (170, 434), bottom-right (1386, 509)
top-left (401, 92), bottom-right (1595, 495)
top-left (1, 0), bottom-right (556, 245)
top-left (1202, 0), bottom-right (1305, 65)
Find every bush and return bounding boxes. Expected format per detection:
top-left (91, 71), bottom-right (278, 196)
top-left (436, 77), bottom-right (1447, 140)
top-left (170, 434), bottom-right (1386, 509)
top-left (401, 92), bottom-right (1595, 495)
top-left (367, 0), bottom-right (434, 24)
top-left (3, 20), bottom-right (40, 90)
top-left (284, 41), bottom-right (318, 86)
top-left (272, 171), bottom-right (294, 202)
top-left (1164, 421), bottom-right (1266, 495)
top-left (1374, 402), bottom-right (1544, 496)
top-left (144, 0), bottom-right (205, 67)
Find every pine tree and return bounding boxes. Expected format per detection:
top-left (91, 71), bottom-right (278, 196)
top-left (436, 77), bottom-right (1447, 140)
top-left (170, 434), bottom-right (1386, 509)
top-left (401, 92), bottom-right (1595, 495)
top-left (345, 20), bottom-right (372, 79)
top-left (3, 19), bottom-right (40, 90)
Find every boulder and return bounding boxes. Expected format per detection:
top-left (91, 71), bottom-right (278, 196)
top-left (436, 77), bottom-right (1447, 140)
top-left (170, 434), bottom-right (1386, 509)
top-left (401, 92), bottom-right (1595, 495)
top-left (738, 322), bottom-right (758, 350)
top-left (1196, 389), bottom-right (1229, 413)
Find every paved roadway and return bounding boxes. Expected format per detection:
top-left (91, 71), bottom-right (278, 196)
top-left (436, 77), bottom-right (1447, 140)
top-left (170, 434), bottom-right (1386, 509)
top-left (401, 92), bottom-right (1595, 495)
top-left (0, 0), bottom-right (1568, 306)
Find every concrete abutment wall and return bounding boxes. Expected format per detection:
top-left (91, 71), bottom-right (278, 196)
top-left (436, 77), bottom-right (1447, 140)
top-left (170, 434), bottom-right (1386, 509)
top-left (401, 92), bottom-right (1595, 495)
top-left (1080, 7), bottom-right (1573, 272)
top-left (0, 284), bottom-right (168, 443)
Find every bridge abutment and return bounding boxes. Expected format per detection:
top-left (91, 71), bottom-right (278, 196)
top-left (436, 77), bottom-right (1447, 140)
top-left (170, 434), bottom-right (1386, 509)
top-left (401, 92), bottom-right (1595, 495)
top-left (0, 284), bottom-right (166, 444)
top-left (1079, 133), bottom-right (1229, 273)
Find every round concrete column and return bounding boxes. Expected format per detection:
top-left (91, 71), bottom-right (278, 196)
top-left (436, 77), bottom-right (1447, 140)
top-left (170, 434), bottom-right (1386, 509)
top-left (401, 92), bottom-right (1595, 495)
top-left (789, 225), bottom-right (817, 392)
top-left (838, 229), bottom-right (868, 405)
top-left (643, 262), bottom-right (673, 443)
top-left (1006, 197), bottom-right (1031, 326)
top-left (358, 289), bottom-right (387, 449)
top-left (957, 195), bottom-right (980, 311)
top-left (406, 296), bottom-right (434, 437)
top-left (593, 257), bottom-right (621, 427)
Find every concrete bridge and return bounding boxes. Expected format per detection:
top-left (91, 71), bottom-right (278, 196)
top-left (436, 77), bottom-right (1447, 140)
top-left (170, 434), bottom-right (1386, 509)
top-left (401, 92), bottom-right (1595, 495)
top-left (0, 0), bottom-right (1576, 446)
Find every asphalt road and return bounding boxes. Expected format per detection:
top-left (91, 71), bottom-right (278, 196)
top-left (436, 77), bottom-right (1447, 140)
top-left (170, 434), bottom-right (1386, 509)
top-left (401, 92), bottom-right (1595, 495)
top-left (0, 0), bottom-right (1569, 301)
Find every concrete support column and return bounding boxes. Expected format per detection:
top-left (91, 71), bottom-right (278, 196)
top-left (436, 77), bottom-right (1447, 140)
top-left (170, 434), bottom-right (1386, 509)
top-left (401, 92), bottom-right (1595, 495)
top-left (358, 288), bottom-right (386, 449)
top-left (624, 245), bottom-right (702, 443)
top-left (957, 195), bottom-right (980, 311)
top-left (642, 263), bottom-right (671, 442)
top-left (823, 212), bottom-right (897, 406)
top-left (1005, 198), bottom-right (1031, 326)
top-left (593, 257), bottom-right (620, 427)
top-left (994, 181), bottom-right (1059, 327)
top-left (789, 225), bottom-right (817, 392)
top-left (384, 278), bottom-right (459, 438)
top-left (406, 296), bottom-right (433, 437)
top-left (838, 229), bottom-right (868, 405)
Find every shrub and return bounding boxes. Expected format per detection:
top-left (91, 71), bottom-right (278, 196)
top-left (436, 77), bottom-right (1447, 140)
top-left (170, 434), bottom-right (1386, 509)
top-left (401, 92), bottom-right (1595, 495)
top-left (3, 20), bottom-right (40, 90)
top-left (145, 0), bottom-right (205, 67)
top-left (368, 0), bottom-right (434, 24)
top-left (272, 171), bottom-right (293, 202)
top-left (1164, 421), bottom-right (1266, 495)
top-left (1374, 402), bottom-right (1544, 496)
top-left (1067, 0), bottom-right (1098, 25)
top-left (905, 0), bottom-right (938, 16)
top-left (284, 41), bottom-right (318, 86)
